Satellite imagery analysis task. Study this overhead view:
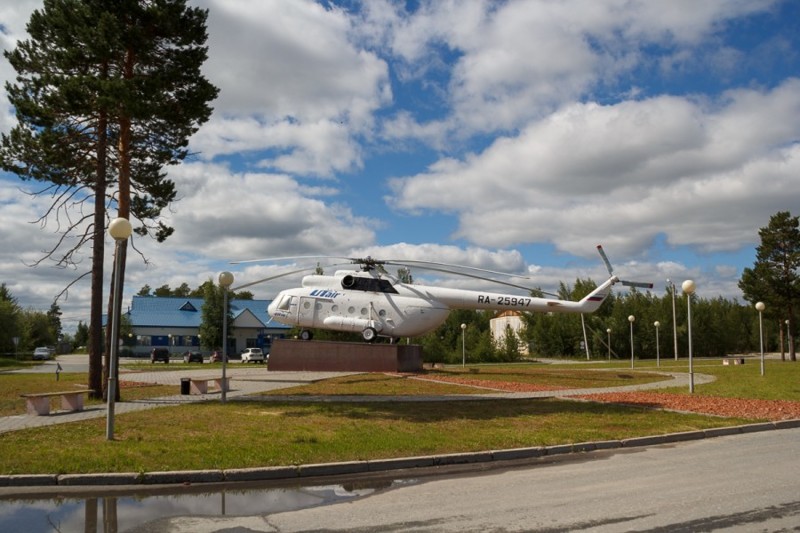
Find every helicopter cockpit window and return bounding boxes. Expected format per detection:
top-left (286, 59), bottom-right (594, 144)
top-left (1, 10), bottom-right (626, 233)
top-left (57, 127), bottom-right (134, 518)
top-left (276, 295), bottom-right (293, 311)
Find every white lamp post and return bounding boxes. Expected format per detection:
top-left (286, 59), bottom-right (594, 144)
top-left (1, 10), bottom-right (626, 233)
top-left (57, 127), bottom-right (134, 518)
top-left (682, 280), bottom-right (696, 393)
top-left (606, 328), bottom-right (612, 360)
top-left (756, 302), bottom-right (765, 376)
top-left (106, 217), bottom-right (132, 441)
top-left (628, 315), bottom-right (635, 369)
top-left (219, 271), bottom-right (234, 402)
top-left (654, 321), bottom-right (661, 367)
top-left (461, 323), bottom-right (466, 367)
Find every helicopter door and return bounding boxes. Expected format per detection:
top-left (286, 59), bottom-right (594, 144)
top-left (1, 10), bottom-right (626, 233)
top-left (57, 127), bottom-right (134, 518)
top-left (298, 296), bottom-right (320, 327)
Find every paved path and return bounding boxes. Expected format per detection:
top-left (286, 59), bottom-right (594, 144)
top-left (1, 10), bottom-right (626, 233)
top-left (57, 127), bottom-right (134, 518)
top-left (0, 360), bottom-right (713, 434)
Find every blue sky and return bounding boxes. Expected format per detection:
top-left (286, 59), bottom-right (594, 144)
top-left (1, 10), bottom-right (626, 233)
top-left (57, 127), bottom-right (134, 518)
top-left (2, 0), bottom-right (800, 333)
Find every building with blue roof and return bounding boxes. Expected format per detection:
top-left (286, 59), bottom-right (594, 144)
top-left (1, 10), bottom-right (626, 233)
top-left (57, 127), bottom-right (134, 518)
top-left (126, 296), bottom-right (291, 357)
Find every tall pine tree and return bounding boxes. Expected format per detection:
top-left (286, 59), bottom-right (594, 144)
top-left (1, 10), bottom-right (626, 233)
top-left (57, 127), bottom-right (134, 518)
top-left (739, 211), bottom-right (800, 361)
top-left (1, 0), bottom-right (218, 397)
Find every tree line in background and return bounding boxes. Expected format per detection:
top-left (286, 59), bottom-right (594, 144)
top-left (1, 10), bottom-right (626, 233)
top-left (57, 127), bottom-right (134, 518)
top-left (418, 211), bottom-right (800, 364)
top-left (3, 210), bottom-right (798, 365)
top-left (0, 283), bottom-right (67, 355)
top-left (412, 282), bottom-right (783, 365)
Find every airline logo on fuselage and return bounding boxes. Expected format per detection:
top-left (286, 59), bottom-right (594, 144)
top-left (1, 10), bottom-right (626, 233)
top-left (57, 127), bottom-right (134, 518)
top-left (309, 289), bottom-right (340, 299)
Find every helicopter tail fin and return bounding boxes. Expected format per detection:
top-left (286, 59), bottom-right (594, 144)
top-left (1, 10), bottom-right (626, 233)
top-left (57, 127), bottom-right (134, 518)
top-left (574, 276), bottom-right (619, 313)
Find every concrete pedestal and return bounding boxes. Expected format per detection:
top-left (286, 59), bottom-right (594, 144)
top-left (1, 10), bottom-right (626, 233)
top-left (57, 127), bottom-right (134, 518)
top-left (268, 339), bottom-right (423, 372)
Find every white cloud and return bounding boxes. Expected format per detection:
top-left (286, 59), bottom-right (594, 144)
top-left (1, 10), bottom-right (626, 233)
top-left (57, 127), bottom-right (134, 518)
top-left (389, 80), bottom-right (800, 258)
top-left (145, 162), bottom-right (378, 260)
top-left (192, 0), bottom-right (391, 176)
top-left (372, 0), bottom-right (781, 141)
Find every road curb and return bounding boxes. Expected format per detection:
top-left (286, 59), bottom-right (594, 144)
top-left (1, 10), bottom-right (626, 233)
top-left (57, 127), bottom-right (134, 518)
top-left (2, 418), bottom-right (798, 488)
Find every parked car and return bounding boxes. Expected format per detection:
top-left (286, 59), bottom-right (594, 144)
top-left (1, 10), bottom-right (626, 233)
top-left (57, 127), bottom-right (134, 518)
top-left (241, 347), bottom-right (265, 363)
top-left (183, 351), bottom-right (203, 363)
top-left (32, 347), bottom-right (52, 360)
top-left (150, 347), bottom-right (170, 364)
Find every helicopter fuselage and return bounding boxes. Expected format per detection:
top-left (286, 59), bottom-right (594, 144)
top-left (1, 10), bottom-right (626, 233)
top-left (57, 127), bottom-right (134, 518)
top-left (267, 269), bottom-right (618, 341)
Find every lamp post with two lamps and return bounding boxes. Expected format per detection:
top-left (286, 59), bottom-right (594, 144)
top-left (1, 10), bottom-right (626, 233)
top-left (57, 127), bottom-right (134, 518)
top-left (628, 315), bottom-right (635, 369)
top-left (106, 217), bottom-right (132, 441)
top-left (219, 271), bottom-right (234, 402)
top-left (682, 279), bottom-right (696, 393)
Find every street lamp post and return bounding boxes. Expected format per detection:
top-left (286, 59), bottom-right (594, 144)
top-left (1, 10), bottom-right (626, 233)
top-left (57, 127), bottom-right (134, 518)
top-left (106, 217), bottom-right (132, 441)
top-left (682, 280), bottom-right (696, 393)
top-left (628, 315), bottom-right (635, 369)
top-left (606, 328), bottom-right (611, 360)
top-left (461, 323), bottom-right (466, 367)
top-left (786, 319), bottom-right (792, 362)
top-left (219, 271), bottom-right (234, 402)
top-left (756, 302), bottom-right (765, 376)
top-left (654, 321), bottom-right (661, 367)
top-left (667, 279), bottom-right (678, 360)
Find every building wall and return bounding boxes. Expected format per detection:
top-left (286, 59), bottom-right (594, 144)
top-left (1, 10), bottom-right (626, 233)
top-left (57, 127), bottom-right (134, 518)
top-left (129, 326), bottom-right (286, 357)
top-left (489, 313), bottom-right (529, 355)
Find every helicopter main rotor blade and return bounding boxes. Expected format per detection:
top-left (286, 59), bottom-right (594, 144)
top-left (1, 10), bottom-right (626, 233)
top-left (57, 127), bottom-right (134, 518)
top-left (230, 261), bottom-right (355, 291)
top-left (230, 255), bottom-right (351, 265)
top-left (383, 258), bottom-right (533, 281)
top-left (230, 267), bottom-right (315, 291)
top-left (394, 261), bottom-right (559, 297)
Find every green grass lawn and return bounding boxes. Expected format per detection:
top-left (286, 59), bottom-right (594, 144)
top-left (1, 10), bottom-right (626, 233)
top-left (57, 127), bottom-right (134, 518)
top-left (1, 358), bottom-right (797, 476)
top-left (266, 367), bottom-right (666, 396)
top-left (0, 398), bottom-right (751, 475)
top-left (582, 357), bottom-right (800, 401)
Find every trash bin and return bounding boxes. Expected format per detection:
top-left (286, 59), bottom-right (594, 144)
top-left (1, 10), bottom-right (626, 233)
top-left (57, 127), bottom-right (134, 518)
top-left (180, 378), bottom-right (190, 395)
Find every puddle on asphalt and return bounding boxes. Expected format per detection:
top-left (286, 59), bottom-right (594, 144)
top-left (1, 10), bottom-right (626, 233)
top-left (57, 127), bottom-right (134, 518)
top-left (0, 477), bottom-right (414, 532)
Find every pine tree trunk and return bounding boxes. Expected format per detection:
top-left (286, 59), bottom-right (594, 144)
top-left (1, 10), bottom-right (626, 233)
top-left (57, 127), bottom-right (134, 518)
top-left (89, 110), bottom-right (108, 401)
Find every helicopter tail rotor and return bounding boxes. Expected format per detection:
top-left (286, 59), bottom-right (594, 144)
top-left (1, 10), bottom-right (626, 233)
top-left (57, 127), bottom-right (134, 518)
top-left (596, 245), bottom-right (653, 290)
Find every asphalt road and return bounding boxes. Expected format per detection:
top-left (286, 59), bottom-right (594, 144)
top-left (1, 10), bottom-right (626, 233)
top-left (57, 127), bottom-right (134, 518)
top-left (133, 426), bottom-right (800, 532)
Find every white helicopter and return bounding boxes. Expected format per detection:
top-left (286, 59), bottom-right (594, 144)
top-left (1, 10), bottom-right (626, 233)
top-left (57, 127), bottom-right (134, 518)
top-left (231, 246), bottom-right (652, 342)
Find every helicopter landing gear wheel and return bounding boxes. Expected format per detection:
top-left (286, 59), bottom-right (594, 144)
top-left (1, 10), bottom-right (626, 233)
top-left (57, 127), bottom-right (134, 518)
top-left (299, 329), bottom-right (313, 341)
top-left (362, 327), bottom-right (377, 342)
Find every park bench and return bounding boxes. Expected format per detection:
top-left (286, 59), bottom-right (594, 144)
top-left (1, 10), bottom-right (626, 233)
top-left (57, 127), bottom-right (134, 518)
top-left (722, 357), bottom-right (746, 365)
top-left (20, 389), bottom-right (94, 416)
top-left (185, 377), bottom-right (231, 395)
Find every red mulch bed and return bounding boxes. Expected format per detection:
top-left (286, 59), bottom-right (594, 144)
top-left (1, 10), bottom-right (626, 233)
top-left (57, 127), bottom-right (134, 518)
top-left (415, 375), bottom-right (800, 421)
top-left (119, 380), bottom-right (159, 389)
top-left (414, 375), bottom-right (563, 392)
top-left (577, 392), bottom-right (800, 421)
